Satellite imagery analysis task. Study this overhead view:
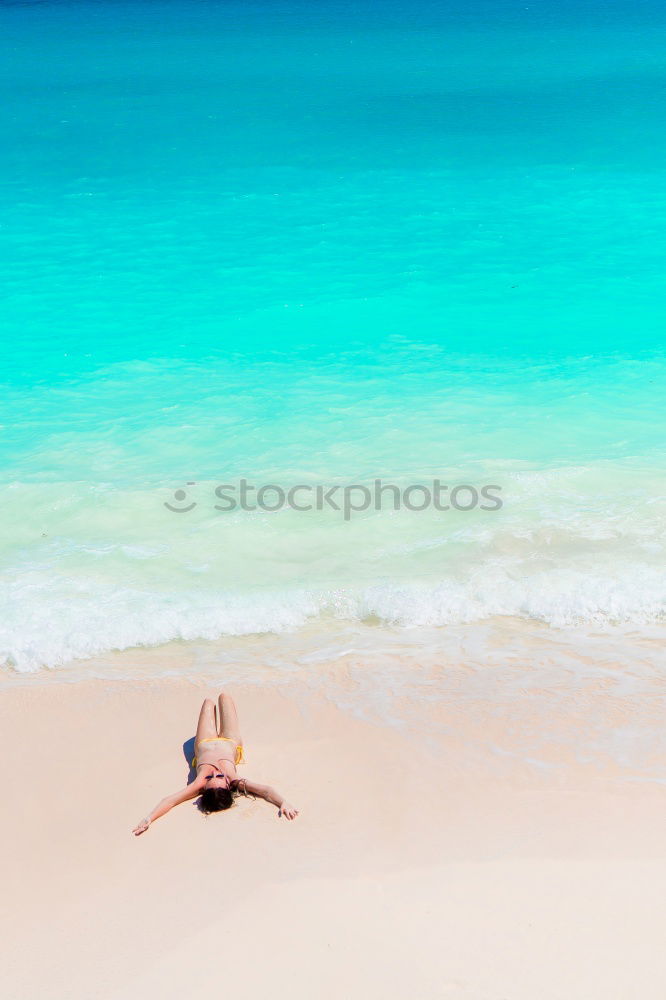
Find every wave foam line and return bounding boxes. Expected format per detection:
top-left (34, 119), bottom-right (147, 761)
top-left (2, 565), bottom-right (665, 672)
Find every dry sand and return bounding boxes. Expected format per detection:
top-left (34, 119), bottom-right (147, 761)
top-left (2, 676), bottom-right (666, 1000)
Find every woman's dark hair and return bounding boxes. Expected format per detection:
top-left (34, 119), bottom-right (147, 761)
top-left (199, 786), bottom-right (234, 814)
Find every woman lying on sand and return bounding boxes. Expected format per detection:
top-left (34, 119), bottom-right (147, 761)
top-left (132, 691), bottom-right (299, 835)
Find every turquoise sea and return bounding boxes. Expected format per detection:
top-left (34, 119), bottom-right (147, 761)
top-left (2, 0), bottom-right (665, 676)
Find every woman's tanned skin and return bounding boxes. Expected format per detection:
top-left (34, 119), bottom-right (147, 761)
top-left (132, 691), bottom-right (298, 835)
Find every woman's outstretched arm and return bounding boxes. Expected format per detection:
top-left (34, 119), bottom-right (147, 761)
top-left (132, 780), bottom-right (204, 835)
top-left (237, 778), bottom-right (299, 820)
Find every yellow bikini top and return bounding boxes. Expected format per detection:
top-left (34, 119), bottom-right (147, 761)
top-left (192, 737), bottom-right (245, 769)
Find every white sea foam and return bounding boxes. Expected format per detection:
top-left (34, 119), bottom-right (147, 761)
top-left (2, 561), bottom-right (665, 673)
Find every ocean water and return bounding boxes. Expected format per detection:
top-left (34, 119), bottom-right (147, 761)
top-left (2, 0), bottom-right (666, 676)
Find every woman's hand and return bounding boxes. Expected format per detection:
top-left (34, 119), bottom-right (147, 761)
top-left (240, 780), bottom-right (298, 819)
top-left (132, 817), bottom-right (151, 836)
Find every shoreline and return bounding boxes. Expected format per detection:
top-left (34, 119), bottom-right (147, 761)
top-left (4, 617), bottom-right (666, 784)
top-left (5, 615), bottom-right (666, 682)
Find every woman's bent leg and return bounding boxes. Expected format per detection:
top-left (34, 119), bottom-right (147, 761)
top-left (195, 698), bottom-right (217, 745)
top-left (217, 691), bottom-right (242, 744)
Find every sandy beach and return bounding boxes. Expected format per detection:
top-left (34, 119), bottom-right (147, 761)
top-left (3, 671), bottom-right (666, 1000)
